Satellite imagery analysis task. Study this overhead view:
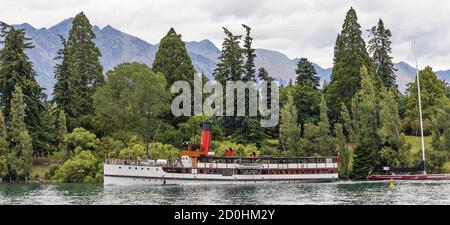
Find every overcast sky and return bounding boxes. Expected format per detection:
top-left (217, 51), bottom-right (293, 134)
top-left (1, 0), bottom-right (449, 70)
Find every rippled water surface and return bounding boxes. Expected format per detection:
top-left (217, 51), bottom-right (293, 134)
top-left (0, 181), bottom-right (449, 205)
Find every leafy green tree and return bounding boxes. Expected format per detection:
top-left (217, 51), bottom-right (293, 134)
top-left (429, 97), bottom-right (450, 173)
top-left (368, 19), bottom-right (397, 89)
top-left (0, 109), bottom-right (8, 181)
top-left (119, 142), bottom-right (179, 161)
top-left (279, 95), bottom-right (302, 155)
top-left (295, 58), bottom-right (320, 88)
top-left (378, 88), bottom-right (410, 167)
top-left (54, 12), bottom-right (103, 131)
top-left (67, 128), bottom-right (100, 155)
top-left (326, 7), bottom-right (374, 122)
top-left (7, 86), bottom-right (33, 181)
top-left (351, 67), bottom-right (379, 180)
top-left (152, 28), bottom-right (196, 86)
top-left (92, 63), bottom-right (170, 140)
top-left (403, 66), bottom-right (445, 135)
top-left (52, 150), bottom-right (102, 183)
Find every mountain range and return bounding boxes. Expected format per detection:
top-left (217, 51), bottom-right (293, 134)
top-left (2, 18), bottom-right (450, 96)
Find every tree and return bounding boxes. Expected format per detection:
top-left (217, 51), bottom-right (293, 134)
top-left (258, 67), bottom-right (278, 138)
top-left (341, 103), bottom-right (355, 143)
top-left (152, 27), bottom-right (196, 87)
top-left (54, 12), bottom-right (103, 131)
top-left (0, 109), bottom-right (8, 181)
top-left (242, 24), bottom-right (256, 82)
top-left (335, 123), bottom-right (350, 179)
top-left (279, 95), bottom-right (302, 155)
top-left (378, 88), bottom-right (410, 167)
top-left (57, 110), bottom-right (69, 160)
top-left (351, 67), bottom-right (379, 180)
top-left (214, 27), bottom-right (243, 83)
top-left (8, 86), bottom-right (33, 181)
top-left (52, 150), bottom-right (102, 183)
top-left (429, 97), bottom-right (450, 173)
top-left (326, 7), bottom-right (374, 122)
top-left (92, 63), bottom-right (170, 140)
top-left (403, 66), bottom-right (445, 135)
top-left (368, 19), bottom-right (397, 89)
top-left (0, 23), bottom-right (46, 157)
top-left (295, 58), bottom-right (320, 88)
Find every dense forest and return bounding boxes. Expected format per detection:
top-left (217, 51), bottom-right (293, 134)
top-left (0, 8), bottom-right (449, 183)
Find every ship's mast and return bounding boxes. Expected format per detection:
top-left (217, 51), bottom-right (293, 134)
top-left (413, 41), bottom-right (427, 174)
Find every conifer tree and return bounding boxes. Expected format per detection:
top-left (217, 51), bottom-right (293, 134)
top-left (351, 67), bottom-right (379, 180)
top-left (0, 23), bottom-right (47, 157)
top-left (242, 24), bottom-right (256, 82)
top-left (295, 58), bottom-right (320, 88)
top-left (335, 123), bottom-right (350, 179)
top-left (8, 86), bottom-right (33, 181)
top-left (326, 7), bottom-right (374, 122)
top-left (279, 95), bottom-right (302, 155)
top-left (152, 28), bottom-right (196, 86)
top-left (368, 19), bottom-right (397, 89)
top-left (214, 28), bottom-right (243, 83)
top-left (378, 88), bottom-right (410, 167)
top-left (54, 12), bottom-right (103, 131)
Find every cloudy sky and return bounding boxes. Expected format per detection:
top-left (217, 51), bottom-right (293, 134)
top-left (1, 0), bottom-right (449, 69)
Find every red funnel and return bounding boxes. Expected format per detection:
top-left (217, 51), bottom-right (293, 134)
top-left (200, 122), bottom-right (211, 154)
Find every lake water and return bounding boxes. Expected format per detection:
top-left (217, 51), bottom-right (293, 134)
top-left (0, 181), bottom-right (449, 205)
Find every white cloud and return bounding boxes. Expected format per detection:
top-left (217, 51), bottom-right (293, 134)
top-left (1, 0), bottom-right (449, 69)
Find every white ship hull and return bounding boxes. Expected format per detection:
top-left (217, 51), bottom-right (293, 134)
top-left (103, 164), bottom-right (339, 186)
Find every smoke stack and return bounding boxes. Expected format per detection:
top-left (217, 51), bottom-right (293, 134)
top-left (200, 122), bottom-right (212, 154)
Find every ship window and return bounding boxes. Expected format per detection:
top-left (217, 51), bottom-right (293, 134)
top-left (147, 168), bottom-right (150, 170)
top-left (118, 167), bottom-right (121, 169)
top-left (135, 167), bottom-right (137, 170)
top-left (129, 167), bottom-right (131, 169)
top-left (141, 168), bottom-right (143, 170)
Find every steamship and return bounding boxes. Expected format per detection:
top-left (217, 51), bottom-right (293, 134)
top-left (103, 122), bottom-right (339, 186)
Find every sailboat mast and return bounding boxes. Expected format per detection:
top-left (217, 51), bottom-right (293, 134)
top-left (414, 41), bottom-right (427, 174)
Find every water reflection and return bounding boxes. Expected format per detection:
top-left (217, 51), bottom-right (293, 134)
top-left (1, 181), bottom-right (450, 205)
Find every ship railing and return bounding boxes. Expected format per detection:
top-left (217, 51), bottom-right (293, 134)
top-left (105, 159), bottom-right (157, 167)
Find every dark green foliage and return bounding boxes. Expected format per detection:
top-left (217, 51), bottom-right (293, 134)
top-left (326, 7), bottom-right (374, 123)
top-left (242, 24), bottom-right (256, 82)
top-left (92, 63), bottom-right (170, 141)
top-left (351, 67), bottom-right (379, 180)
top-left (214, 28), bottom-right (243, 83)
top-left (368, 19), bottom-right (397, 89)
top-left (53, 12), bottom-right (103, 131)
top-left (152, 28), bottom-right (196, 86)
top-left (295, 58), bottom-right (320, 88)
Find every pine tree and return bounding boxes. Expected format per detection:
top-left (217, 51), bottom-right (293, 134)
top-left (214, 28), bottom-right (243, 83)
top-left (378, 88), bottom-right (410, 167)
top-left (0, 23), bottom-right (46, 157)
top-left (326, 7), bottom-right (374, 122)
top-left (0, 109), bottom-right (8, 181)
top-left (57, 110), bottom-right (69, 160)
top-left (295, 58), bottom-right (320, 88)
top-left (152, 28), bottom-right (196, 86)
top-left (279, 95), bottom-right (302, 155)
top-left (242, 24), bottom-right (256, 82)
top-left (53, 12), bottom-right (103, 131)
top-left (335, 123), bottom-right (350, 179)
top-left (8, 86), bottom-right (33, 181)
top-left (368, 19), bottom-right (397, 89)
top-left (351, 67), bottom-right (379, 180)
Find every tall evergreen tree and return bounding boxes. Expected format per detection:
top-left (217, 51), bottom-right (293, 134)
top-left (341, 103), bottom-right (355, 143)
top-left (258, 67), bottom-right (278, 138)
top-left (378, 88), bottom-right (410, 167)
top-left (351, 67), bottom-right (379, 180)
top-left (214, 28), bottom-right (243, 83)
top-left (335, 123), bottom-right (350, 179)
top-left (0, 23), bottom-right (46, 157)
top-left (242, 24), bottom-right (256, 82)
top-left (53, 12), bottom-right (103, 131)
top-left (295, 58), bottom-right (320, 88)
top-left (279, 95), bottom-right (302, 155)
top-left (8, 86), bottom-right (33, 181)
top-left (326, 7), bottom-right (374, 122)
top-left (152, 28), bottom-right (196, 86)
top-left (368, 19), bottom-right (396, 89)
